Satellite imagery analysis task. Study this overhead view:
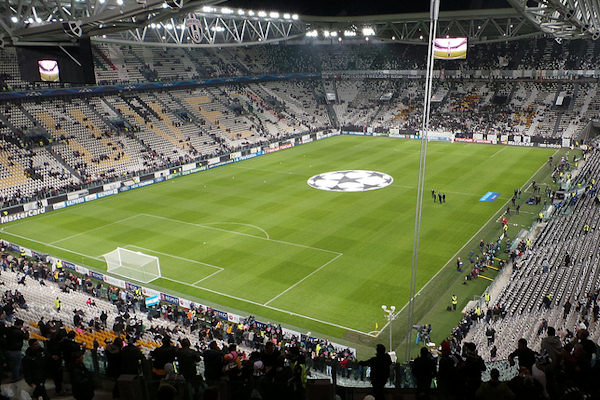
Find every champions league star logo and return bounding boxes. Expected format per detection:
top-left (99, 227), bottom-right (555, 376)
top-left (307, 170), bottom-right (393, 192)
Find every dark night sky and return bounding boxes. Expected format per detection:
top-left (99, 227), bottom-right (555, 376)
top-left (225, 0), bottom-right (511, 17)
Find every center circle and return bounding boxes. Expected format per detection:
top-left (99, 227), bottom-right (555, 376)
top-left (307, 170), bottom-right (393, 192)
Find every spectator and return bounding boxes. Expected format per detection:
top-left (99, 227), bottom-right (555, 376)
top-left (476, 368), bottom-right (514, 400)
top-left (70, 351), bottom-right (95, 400)
top-left (5, 318), bottom-right (29, 381)
top-left (508, 338), bottom-right (537, 373)
top-left (411, 347), bottom-right (436, 398)
top-left (359, 344), bottom-right (392, 400)
top-left (22, 339), bottom-right (49, 400)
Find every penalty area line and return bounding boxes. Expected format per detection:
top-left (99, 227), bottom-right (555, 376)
top-left (263, 253), bottom-right (343, 306)
top-left (160, 276), bottom-right (374, 337)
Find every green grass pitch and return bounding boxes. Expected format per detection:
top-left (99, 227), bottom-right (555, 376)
top-left (0, 136), bottom-right (555, 345)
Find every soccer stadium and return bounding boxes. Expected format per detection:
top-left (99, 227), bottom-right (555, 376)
top-left (0, 0), bottom-right (599, 398)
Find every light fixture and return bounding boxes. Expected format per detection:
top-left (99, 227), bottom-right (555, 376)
top-left (343, 30), bottom-right (356, 37)
top-left (283, 13), bottom-right (290, 19)
top-left (292, 14), bottom-right (298, 20)
top-left (362, 27), bottom-right (375, 36)
top-left (269, 11), bottom-right (279, 18)
top-left (10, 16), bottom-right (18, 23)
top-left (257, 11), bottom-right (267, 17)
top-left (330, 31), bottom-right (338, 37)
top-left (237, 9), bottom-right (245, 15)
top-left (306, 29), bottom-right (318, 37)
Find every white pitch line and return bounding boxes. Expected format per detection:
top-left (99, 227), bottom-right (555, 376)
top-left (264, 253), bottom-right (343, 306)
top-left (490, 146), bottom-right (508, 158)
top-left (125, 244), bottom-right (223, 271)
top-left (160, 276), bottom-right (374, 337)
top-left (193, 269), bottom-right (224, 285)
top-left (49, 215), bottom-right (141, 245)
top-left (139, 213), bottom-right (341, 255)
top-left (0, 230), bottom-right (103, 262)
top-left (375, 148), bottom-right (560, 337)
top-left (201, 221), bottom-right (270, 239)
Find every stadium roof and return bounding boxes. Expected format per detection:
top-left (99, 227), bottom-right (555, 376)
top-left (0, 0), bottom-right (597, 46)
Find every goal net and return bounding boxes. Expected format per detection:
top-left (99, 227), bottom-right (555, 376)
top-left (103, 247), bottom-right (161, 284)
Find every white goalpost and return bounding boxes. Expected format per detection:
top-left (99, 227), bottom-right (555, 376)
top-left (103, 247), bottom-right (161, 283)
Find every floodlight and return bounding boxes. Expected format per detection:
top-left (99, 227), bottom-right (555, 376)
top-left (283, 13), bottom-right (291, 19)
top-left (269, 11), bottom-right (279, 18)
top-left (362, 27), bottom-right (375, 36)
top-left (344, 30), bottom-right (356, 37)
top-left (221, 7), bottom-right (233, 14)
top-left (10, 16), bottom-right (18, 23)
top-left (257, 11), bottom-right (267, 17)
top-left (330, 31), bottom-right (338, 37)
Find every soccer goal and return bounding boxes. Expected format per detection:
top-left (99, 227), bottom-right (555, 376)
top-left (103, 247), bottom-right (161, 284)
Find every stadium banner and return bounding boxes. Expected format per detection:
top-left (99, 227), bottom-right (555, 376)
top-left (454, 137), bottom-right (474, 143)
top-left (209, 308), bottom-right (229, 320)
top-left (178, 298), bottom-right (193, 309)
top-left (85, 194), bottom-right (98, 202)
top-left (250, 147), bottom-right (262, 154)
top-left (103, 182), bottom-right (121, 192)
top-left (500, 135), bottom-right (509, 143)
top-left (154, 169), bottom-right (171, 179)
top-left (125, 282), bottom-right (141, 292)
top-left (67, 189), bottom-right (89, 201)
top-left (88, 270), bottom-right (104, 281)
top-left (227, 313), bottom-right (242, 324)
top-left (207, 156), bottom-right (221, 165)
top-left (181, 163), bottom-right (197, 172)
top-left (234, 151), bottom-right (265, 162)
top-left (0, 207), bottom-right (47, 224)
top-left (141, 287), bottom-right (160, 298)
top-left (487, 134), bottom-right (498, 143)
top-left (104, 274), bottom-right (126, 289)
top-left (74, 264), bottom-right (89, 275)
top-left (60, 260), bottom-right (78, 272)
top-left (230, 151), bottom-right (242, 160)
top-left (160, 293), bottom-right (179, 305)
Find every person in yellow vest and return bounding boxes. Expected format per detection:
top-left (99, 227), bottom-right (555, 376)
top-left (56, 260), bottom-right (63, 271)
top-left (503, 224), bottom-right (508, 234)
top-left (538, 212), bottom-right (544, 222)
top-left (451, 295), bottom-right (458, 311)
top-left (584, 224), bottom-right (590, 234)
top-left (20, 248), bottom-right (26, 258)
top-left (54, 297), bottom-right (61, 313)
top-left (526, 238), bottom-right (531, 248)
top-left (475, 306), bottom-right (482, 320)
top-left (484, 292), bottom-right (491, 305)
